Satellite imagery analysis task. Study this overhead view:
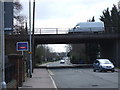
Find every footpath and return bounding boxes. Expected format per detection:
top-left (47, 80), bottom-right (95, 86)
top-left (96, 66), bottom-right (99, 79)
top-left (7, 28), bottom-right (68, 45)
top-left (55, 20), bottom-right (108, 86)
top-left (19, 68), bottom-right (56, 89)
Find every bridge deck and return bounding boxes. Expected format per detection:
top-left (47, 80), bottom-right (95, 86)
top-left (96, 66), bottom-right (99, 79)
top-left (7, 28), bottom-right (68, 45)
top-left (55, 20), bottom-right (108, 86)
top-left (6, 33), bottom-right (119, 44)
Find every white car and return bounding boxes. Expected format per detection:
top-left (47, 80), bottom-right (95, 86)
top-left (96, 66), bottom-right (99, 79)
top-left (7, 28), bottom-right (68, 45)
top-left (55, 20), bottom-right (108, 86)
top-left (93, 59), bottom-right (115, 72)
top-left (60, 60), bottom-right (65, 64)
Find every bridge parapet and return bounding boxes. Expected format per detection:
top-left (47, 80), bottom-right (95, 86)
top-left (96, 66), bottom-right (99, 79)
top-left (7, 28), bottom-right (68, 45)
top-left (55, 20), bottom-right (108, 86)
top-left (35, 27), bottom-right (120, 34)
top-left (35, 28), bottom-right (70, 34)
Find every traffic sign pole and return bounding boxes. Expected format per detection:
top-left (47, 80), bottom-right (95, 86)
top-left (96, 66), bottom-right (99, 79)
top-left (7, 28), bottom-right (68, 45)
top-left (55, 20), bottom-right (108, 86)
top-left (0, 1), bottom-right (6, 89)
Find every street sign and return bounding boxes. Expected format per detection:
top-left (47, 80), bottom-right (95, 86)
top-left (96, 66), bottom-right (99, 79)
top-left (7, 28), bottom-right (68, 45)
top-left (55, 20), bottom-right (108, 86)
top-left (4, 2), bottom-right (13, 31)
top-left (17, 42), bottom-right (28, 51)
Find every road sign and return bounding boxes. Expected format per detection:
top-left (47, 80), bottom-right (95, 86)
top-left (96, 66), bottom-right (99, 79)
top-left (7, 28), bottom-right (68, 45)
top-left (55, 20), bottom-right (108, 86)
top-left (4, 2), bottom-right (13, 31)
top-left (17, 42), bottom-right (28, 51)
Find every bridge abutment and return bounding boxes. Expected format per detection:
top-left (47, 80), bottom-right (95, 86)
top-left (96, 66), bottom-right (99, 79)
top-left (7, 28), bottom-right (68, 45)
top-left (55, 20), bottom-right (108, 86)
top-left (100, 40), bottom-right (120, 67)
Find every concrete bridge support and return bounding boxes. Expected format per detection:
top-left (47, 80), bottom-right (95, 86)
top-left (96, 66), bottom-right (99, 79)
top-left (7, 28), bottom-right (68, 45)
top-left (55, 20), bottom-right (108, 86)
top-left (100, 40), bottom-right (120, 67)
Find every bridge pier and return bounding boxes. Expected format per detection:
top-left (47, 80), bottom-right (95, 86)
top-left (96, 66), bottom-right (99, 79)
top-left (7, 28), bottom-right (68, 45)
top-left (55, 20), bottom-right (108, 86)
top-left (116, 39), bottom-right (120, 67)
top-left (100, 40), bottom-right (120, 67)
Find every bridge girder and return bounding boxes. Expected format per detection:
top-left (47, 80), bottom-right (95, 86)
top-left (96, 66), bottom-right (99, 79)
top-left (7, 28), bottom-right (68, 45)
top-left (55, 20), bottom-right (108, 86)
top-left (34, 33), bottom-right (119, 44)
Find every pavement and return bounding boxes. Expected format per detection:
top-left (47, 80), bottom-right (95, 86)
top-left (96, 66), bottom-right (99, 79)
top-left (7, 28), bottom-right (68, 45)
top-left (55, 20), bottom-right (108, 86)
top-left (19, 68), bottom-right (57, 89)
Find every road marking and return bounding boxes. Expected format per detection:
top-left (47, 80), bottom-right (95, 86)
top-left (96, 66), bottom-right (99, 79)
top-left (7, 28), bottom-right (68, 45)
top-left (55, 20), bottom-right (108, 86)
top-left (48, 69), bottom-right (58, 89)
top-left (48, 69), bottom-right (54, 75)
top-left (49, 74), bottom-right (58, 89)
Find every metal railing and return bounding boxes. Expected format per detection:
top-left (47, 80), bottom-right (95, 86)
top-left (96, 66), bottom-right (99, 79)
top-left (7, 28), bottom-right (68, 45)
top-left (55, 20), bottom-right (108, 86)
top-left (34, 27), bottom-right (120, 34)
top-left (35, 28), bottom-right (70, 34)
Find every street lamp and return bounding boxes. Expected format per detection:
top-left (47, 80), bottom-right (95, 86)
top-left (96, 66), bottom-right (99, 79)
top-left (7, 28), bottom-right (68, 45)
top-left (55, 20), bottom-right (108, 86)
top-left (0, 1), bottom-right (6, 89)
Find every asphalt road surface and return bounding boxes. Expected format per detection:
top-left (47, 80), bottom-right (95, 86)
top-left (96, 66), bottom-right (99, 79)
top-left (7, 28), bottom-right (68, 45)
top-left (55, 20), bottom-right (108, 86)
top-left (48, 68), bottom-right (118, 88)
top-left (46, 60), bottom-right (71, 67)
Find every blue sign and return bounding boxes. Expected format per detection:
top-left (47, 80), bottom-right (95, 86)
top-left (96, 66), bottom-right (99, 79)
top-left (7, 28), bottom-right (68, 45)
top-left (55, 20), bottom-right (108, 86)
top-left (4, 2), bottom-right (13, 31)
top-left (17, 42), bottom-right (28, 51)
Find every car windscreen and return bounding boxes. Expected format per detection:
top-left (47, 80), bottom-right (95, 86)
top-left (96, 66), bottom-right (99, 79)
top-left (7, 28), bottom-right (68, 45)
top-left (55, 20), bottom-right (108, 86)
top-left (100, 60), bottom-right (112, 64)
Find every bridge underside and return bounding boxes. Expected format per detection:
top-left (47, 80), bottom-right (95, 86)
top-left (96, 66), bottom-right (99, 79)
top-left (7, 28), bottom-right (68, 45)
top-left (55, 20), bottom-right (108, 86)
top-left (34, 34), bottom-right (118, 44)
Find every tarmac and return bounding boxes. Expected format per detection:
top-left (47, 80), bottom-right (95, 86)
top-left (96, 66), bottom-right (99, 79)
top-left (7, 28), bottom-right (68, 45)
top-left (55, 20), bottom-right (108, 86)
top-left (19, 68), bottom-right (57, 89)
top-left (19, 62), bottom-right (119, 89)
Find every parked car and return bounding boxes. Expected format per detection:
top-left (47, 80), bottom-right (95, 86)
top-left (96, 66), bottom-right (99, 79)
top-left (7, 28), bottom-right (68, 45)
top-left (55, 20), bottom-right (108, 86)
top-left (60, 60), bottom-right (65, 64)
top-left (93, 59), bottom-right (115, 72)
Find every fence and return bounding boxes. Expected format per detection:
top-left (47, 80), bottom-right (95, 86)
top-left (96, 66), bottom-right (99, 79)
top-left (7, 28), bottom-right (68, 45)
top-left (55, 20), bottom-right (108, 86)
top-left (34, 27), bottom-right (120, 34)
top-left (5, 63), bottom-right (16, 84)
top-left (35, 28), bottom-right (70, 34)
top-left (4, 54), bottom-right (25, 88)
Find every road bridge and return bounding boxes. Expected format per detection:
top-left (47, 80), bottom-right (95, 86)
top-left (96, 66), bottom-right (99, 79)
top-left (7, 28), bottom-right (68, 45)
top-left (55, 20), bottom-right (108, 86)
top-left (5, 30), bottom-right (120, 67)
top-left (34, 33), bottom-right (119, 44)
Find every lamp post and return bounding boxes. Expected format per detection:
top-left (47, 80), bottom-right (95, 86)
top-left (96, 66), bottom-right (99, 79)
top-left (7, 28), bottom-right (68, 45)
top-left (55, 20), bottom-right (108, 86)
top-left (0, 1), bottom-right (6, 89)
top-left (29, 0), bottom-right (32, 78)
top-left (32, 0), bottom-right (35, 71)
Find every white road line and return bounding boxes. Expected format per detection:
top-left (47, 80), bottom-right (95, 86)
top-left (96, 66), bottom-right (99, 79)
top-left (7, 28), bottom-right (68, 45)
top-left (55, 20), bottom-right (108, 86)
top-left (48, 69), bottom-right (54, 75)
top-left (48, 69), bottom-right (58, 90)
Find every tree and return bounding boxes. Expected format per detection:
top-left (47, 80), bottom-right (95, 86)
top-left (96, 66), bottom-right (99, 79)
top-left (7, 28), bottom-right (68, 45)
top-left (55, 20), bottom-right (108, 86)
top-left (111, 5), bottom-right (120, 32)
top-left (35, 45), bottom-right (59, 64)
top-left (100, 4), bottom-right (120, 33)
top-left (91, 16), bottom-right (95, 22)
top-left (13, 0), bottom-right (27, 35)
top-left (100, 8), bottom-right (112, 32)
top-left (87, 16), bottom-right (95, 22)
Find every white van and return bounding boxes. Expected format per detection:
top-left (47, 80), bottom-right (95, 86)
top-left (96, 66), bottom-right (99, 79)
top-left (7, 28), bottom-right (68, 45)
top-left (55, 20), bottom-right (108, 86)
top-left (93, 59), bottom-right (115, 72)
top-left (69, 22), bottom-right (104, 33)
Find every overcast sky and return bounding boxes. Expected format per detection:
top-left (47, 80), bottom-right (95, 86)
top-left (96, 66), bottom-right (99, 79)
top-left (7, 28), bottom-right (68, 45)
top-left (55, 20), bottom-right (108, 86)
top-left (20, 0), bottom-right (119, 52)
top-left (21, 0), bottom-right (118, 28)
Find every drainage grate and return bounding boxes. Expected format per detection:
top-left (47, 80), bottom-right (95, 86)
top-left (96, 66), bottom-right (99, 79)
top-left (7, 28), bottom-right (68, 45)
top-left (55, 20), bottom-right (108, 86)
top-left (92, 85), bottom-right (99, 87)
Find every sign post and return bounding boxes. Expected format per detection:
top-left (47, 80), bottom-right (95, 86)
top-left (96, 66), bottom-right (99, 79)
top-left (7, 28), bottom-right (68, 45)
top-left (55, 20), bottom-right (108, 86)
top-left (0, 1), bottom-right (6, 89)
top-left (16, 42), bottom-right (28, 87)
top-left (0, 2), bottom-right (2, 89)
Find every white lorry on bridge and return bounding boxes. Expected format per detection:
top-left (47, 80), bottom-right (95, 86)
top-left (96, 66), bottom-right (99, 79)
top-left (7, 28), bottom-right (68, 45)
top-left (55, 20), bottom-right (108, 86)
top-left (69, 22), bottom-right (104, 33)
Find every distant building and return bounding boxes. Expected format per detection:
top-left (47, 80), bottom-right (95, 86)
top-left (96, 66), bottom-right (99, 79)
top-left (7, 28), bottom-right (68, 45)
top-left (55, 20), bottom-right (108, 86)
top-left (4, 2), bottom-right (13, 34)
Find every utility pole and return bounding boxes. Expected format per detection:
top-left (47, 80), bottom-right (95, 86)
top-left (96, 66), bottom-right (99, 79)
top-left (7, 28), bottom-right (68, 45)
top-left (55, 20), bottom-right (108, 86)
top-left (32, 0), bottom-right (35, 71)
top-left (29, 0), bottom-right (32, 78)
top-left (0, 1), bottom-right (6, 89)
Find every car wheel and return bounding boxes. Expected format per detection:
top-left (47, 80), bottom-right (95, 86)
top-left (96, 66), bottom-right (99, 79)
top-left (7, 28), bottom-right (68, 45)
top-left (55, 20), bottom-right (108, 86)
top-left (93, 69), bottom-right (96, 72)
top-left (98, 68), bottom-right (102, 72)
